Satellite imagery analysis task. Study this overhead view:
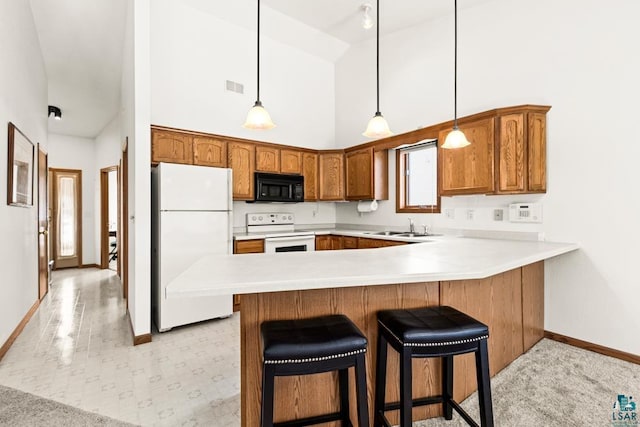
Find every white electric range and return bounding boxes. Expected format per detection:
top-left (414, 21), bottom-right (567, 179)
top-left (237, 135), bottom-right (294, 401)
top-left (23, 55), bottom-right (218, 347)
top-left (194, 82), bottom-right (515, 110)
top-left (246, 213), bottom-right (315, 253)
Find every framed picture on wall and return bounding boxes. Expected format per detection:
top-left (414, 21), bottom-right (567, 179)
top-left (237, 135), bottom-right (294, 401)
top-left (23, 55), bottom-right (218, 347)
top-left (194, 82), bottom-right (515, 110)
top-left (7, 122), bottom-right (35, 207)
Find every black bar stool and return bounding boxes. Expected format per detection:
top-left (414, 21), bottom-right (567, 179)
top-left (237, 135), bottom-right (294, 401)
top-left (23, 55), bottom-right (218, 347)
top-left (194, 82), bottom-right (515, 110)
top-left (374, 306), bottom-right (494, 427)
top-left (260, 314), bottom-right (369, 427)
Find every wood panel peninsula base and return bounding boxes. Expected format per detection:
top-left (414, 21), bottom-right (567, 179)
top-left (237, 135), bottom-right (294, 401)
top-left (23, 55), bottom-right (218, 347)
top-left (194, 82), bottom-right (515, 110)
top-left (239, 261), bottom-right (544, 426)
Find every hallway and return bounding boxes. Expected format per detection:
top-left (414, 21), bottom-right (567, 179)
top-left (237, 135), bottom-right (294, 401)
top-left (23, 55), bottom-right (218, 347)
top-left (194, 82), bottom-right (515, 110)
top-left (0, 269), bottom-right (240, 426)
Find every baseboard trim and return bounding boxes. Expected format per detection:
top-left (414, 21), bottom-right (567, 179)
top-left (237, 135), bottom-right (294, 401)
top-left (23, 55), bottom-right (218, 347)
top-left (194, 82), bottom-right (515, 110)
top-left (80, 264), bottom-right (99, 269)
top-left (0, 300), bottom-right (40, 362)
top-left (544, 330), bottom-right (640, 365)
top-left (127, 308), bottom-right (152, 346)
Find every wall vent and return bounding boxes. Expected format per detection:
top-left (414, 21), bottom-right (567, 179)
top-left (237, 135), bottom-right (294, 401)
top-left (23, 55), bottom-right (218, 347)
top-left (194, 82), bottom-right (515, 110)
top-left (225, 80), bottom-right (244, 94)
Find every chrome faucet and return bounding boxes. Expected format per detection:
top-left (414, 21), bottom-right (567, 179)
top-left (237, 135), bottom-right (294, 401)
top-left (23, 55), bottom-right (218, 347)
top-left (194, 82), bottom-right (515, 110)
top-left (408, 218), bottom-right (415, 234)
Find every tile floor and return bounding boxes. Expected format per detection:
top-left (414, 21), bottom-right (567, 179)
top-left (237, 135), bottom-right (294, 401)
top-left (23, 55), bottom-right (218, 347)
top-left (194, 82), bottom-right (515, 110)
top-left (0, 268), bottom-right (240, 426)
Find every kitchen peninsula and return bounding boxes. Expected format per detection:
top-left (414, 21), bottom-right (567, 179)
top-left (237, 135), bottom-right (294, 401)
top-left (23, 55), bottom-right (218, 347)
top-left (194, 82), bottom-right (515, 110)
top-left (168, 236), bottom-right (578, 425)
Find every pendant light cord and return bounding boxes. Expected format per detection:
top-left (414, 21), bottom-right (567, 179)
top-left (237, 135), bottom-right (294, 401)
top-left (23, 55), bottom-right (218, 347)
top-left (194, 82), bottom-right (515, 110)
top-left (376, 0), bottom-right (380, 115)
top-left (453, 0), bottom-right (458, 128)
top-left (256, 0), bottom-right (261, 104)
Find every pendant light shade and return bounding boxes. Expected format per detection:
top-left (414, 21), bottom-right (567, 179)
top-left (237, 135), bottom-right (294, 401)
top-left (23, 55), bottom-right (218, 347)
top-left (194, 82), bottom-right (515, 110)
top-left (443, 128), bottom-right (470, 148)
top-left (363, 0), bottom-right (392, 138)
top-left (244, 101), bottom-right (275, 130)
top-left (243, 0), bottom-right (275, 130)
top-left (441, 0), bottom-right (470, 149)
top-left (364, 112), bottom-right (392, 138)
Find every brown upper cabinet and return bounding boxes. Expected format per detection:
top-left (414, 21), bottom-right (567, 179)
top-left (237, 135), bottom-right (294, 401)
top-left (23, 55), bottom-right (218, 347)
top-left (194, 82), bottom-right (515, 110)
top-left (302, 152), bottom-right (319, 201)
top-left (193, 136), bottom-right (227, 168)
top-left (151, 104), bottom-right (548, 201)
top-left (526, 111), bottom-right (547, 192)
top-left (151, 130), bottom-right (193, 165)
top-left (318, 151), bottom-right (345, 201)
top-left (228, 142), bottom-right (255, 200)
top-left (438, 105), bottom-right (549, 196)
top-left (255, 145), bottom-right (280, 173)
top-left (280, 149), bottom-right (303, 174)
top-left (345, 147), bottom-right (388, 201)
top-left (439, 117), bottom-right (495, 196)
top-left (495, 106), bottom-right (549, 194)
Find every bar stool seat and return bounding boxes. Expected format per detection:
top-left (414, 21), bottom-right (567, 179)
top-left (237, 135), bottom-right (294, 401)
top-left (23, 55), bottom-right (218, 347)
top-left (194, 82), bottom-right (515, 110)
top-left (260, 314), bottom-right (369, 427)
top-left (375, 306), bottom-right (494, 427)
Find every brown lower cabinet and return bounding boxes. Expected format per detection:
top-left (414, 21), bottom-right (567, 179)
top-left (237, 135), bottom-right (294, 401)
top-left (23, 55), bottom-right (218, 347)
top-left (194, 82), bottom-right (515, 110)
top-left (316, 235), bottom-right (407, 251)
top-left (233, 239), bottom-right (265, 312)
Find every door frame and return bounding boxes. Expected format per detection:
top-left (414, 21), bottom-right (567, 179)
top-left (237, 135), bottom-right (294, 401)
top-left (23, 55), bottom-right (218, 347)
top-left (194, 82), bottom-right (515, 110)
top-left (121, 139), bottom-right (129, 299)
top-left (37, 145), bottom-right (49, 300)
top-left (50, 168), bottom-right (83, 269)
top-left (100, 165), bottom-right (120, 270)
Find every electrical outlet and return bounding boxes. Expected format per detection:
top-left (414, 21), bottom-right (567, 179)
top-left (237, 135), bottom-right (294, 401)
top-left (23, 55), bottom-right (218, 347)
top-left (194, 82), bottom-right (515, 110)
top-left (444, 209), bottom-right (455, 219)
top-left (493, 209), bottom-right (504, 221)
top-left (466, 209), bottom-right (474, 220)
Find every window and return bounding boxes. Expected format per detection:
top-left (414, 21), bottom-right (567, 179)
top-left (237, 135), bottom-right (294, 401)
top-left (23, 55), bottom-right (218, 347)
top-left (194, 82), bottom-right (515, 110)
top-left (396, 141), bottom-right (440, 213)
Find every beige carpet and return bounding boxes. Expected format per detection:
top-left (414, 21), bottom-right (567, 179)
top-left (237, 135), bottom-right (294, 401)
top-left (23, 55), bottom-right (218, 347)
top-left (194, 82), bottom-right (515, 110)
top-left (415, 339), bottom-right (640, 427)
top-left (0, 384), bottom-right (135, 427)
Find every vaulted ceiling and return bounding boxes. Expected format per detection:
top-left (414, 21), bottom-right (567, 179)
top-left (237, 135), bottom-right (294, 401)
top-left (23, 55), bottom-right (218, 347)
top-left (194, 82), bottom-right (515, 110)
top-left (28, 0), bottom-right (493, 138)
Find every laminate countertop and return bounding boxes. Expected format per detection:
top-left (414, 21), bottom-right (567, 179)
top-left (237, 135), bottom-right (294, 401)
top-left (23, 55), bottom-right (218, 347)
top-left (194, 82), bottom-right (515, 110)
top-left (166, 236), bottom-right (578, 298)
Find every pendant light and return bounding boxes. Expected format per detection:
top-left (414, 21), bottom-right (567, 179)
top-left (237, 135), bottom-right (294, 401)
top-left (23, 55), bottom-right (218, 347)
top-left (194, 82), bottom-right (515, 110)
top-left (243, 0), bottom-right (275, 130)
top-left (442, 0), bottom-right (470, 149)
top-left (363, 0), bottom-right (392, 138)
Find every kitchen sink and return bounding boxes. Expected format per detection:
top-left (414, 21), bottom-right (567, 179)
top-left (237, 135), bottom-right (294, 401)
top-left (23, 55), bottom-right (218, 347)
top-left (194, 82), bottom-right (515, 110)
top-left (369, 231), bottom-right (405, 236)
top-left (396, 232), bottom-right (443, 238)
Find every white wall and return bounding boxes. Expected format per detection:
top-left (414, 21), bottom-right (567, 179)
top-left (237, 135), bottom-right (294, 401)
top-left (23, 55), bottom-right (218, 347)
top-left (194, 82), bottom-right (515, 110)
top-left (149, 0), bottom-right (337, 150)
top-left (122, 0), bottom-right (152, 337)
top-left (0, 0), bottom-right (48, 347)
top-left (335, 0), bottom-right (640, 354)
top-left (47, 134), bottom-right (97, 265)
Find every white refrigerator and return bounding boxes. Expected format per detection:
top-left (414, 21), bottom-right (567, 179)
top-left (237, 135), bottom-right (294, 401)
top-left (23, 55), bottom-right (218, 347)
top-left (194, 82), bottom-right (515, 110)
top-left (151, 162), bottom-right (233, 332)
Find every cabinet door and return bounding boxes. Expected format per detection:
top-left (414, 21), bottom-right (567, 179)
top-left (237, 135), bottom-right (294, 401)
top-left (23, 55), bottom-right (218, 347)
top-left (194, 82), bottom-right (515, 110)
top-left (193, 136), bottom-right (227, 168)
top-left (330, 236), bottom-right (343, 250)
top-left (151, 130), bottom-right (193, 165)
top-left (357, 237), bottom-right (382, 249)
top-left (315, 235), bottom-right (332, 251)
top-left (256, 146), bottom-right (280, 172)
top-left (233, 239), bottom-right (264, 254)
top-left (345, 148), bottom-right (373, 200)
top-left (341, 236), bottom-right (358, 249)
top-left (439, 118), bottom-right (495, 195)
top-left (527, 112), bottom-right (547, 192)
top-left (319, 152), bottom-right (345, 201)
top-left (228, 142), bottom-right (255, 200)
top-left (496, 114), bottom-right (525, 193)
top-left (302, 152), bottom-right (318, 201)
top-left (280, 149), bottom-right (303, 174)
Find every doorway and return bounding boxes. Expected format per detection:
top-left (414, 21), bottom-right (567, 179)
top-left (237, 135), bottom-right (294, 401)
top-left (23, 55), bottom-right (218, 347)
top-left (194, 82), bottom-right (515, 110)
top-left (50, 168), bottom-right (82, 269)
top-left (37, 145), bottom-right (49, 299)
top-left (100, 166), bottom-right (120, 273)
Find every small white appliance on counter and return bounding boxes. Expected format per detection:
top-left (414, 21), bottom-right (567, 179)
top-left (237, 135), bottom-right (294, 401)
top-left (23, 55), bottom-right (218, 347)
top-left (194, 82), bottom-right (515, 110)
top-left (152, 163), bottom-right (233, 332)
top-left (247, 212), bottom-right (315, 253)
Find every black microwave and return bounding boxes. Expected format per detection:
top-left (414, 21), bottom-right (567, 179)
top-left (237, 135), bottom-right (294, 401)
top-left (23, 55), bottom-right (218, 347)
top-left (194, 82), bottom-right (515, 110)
top-left (254, 172), bottom-right (304, 202)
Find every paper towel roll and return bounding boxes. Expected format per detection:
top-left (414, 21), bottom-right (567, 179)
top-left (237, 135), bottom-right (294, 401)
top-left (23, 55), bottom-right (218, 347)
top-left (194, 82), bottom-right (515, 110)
top-left (357, 200), bottom-right (378, 213)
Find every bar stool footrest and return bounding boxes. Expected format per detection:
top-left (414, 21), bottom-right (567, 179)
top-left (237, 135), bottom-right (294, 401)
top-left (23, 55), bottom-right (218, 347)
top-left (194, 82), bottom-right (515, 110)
top-left (274, 411), bottom-right (350, 427)
top-left (379, 396), bottom-right (479, 427)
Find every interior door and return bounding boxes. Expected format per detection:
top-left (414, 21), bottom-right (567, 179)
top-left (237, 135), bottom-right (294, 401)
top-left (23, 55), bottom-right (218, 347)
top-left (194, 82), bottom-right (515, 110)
top-left (50, 168), bottom-right (82, 269)
top-left (37, 145), bottom-right (49, 299)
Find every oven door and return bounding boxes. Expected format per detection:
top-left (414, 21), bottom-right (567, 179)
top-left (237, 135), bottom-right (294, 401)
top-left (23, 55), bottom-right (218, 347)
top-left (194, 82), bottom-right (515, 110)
top-left (264, 235), bottom-right (316, 253)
